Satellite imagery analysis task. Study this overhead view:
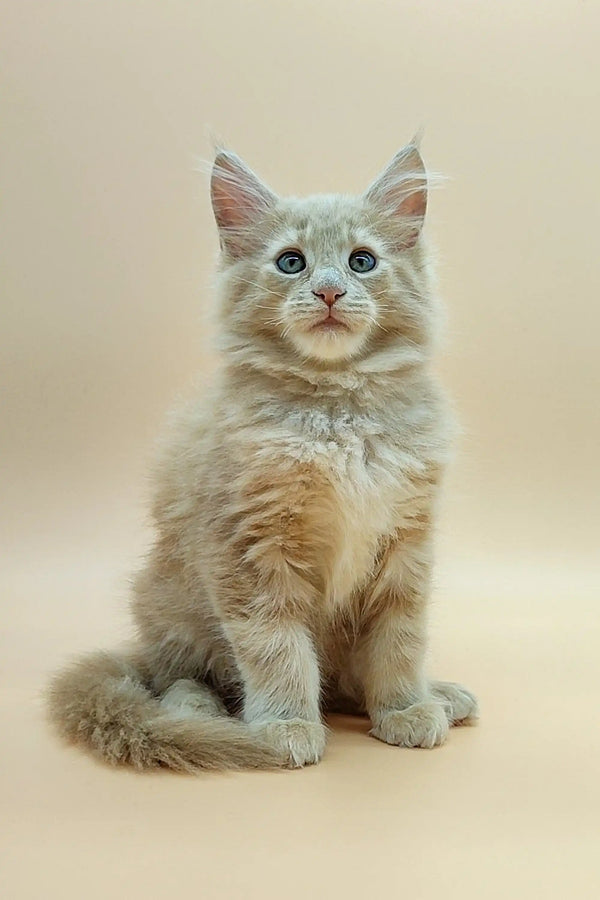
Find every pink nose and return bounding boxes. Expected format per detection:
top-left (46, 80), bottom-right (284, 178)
top-left (313, 287), bottom-right (346, 308)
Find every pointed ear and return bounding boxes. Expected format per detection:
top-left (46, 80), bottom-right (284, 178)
top-left (365, 143), bottom-right (427, 248)
top-left (210, 150), bottom-right (277, 257)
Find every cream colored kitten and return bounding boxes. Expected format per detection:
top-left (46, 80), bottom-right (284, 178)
top-left (48, 142), bottom-right (478, 770)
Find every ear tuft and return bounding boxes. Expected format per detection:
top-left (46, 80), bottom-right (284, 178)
top-left (365, 143), bottom-right (428, 248)
top-left (210, 151), bottom-right (276, 256)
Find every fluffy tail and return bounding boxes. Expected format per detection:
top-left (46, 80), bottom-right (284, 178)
top-left (46, 650), bottom-right (281, 772)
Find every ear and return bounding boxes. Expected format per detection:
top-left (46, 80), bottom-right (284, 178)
top-left (210, 150), bottom-right (277, 257)
top-left (365, 142), bottom-right (427, 248)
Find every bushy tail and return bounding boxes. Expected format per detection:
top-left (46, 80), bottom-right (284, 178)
top-left (46, 650), bottom-right (281, 772)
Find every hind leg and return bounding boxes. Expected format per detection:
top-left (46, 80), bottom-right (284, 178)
top-left (133, 555), bottom-right (240, 702)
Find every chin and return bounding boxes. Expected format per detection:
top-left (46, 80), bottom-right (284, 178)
top-left (290, 326), bottom-right (369, 363)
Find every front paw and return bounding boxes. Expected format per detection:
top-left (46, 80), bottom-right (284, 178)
top-left (250, 719), bottom-right (327, 768)
top-left (370, 701), bottom-right (449, 749)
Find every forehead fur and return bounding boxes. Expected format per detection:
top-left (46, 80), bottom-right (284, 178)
top-left (276, 194), bottom-right (364, 235)
top-left (258, 194), bottom-right (398, 264)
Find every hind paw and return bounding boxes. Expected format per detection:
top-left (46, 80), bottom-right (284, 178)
top-left (160, 679), bottom-right (227, 718)
top-left (430, 680), bottom-right (479, 725)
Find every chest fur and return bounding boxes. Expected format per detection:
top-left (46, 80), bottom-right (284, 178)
top-left (278, 408), bottom-right (429, 608)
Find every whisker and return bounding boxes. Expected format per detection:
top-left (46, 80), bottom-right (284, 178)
top-left (364, 316), bottom-right (389, 334)
top-left (233, 276), bottom-right (283, 298)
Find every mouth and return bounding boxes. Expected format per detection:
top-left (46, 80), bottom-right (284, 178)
top-left (310, 314), bottom-right (350, 333)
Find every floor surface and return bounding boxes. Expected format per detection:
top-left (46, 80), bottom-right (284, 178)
top-left (3, 524), bottom-right (598, 900)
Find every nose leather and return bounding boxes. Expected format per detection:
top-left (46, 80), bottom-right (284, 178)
top-left (312, 287), bottom-right (346, 307)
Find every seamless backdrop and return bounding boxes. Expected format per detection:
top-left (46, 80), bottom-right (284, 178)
top-left (2, 2), bottom-right (599, 899)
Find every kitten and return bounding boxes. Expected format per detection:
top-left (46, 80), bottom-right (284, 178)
top-left (47, 141), bottom-right (478, 770)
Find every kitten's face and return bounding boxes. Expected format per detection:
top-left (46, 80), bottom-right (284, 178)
top-left (211, 147), bottom-right (431, 366)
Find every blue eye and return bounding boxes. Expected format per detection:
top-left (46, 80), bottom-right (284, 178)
top-left (276, 250), bottom-right (306, 274)
top-left (349, 250), bottom-right (377, 273)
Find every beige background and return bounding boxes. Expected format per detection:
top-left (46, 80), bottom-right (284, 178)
top-left (2, 1), bottom-right (599, 898)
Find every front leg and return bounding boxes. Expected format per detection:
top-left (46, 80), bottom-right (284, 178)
top-left (210, 455), bottom-right (335, 767)
top-left (357, 534), bottom-right (477, 748)
top-left (223, 614), bottom-right (326, 768)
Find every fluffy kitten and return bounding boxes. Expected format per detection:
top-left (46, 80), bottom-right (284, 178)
top-left (47, 141), bottom-right (478, 770)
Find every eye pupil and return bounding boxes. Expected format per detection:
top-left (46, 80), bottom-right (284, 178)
top-left (276, 251), bottom-right (306, 274)
top-left (349, 250), bottom-right (376, 273)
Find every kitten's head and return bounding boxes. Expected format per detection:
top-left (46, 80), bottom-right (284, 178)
top-left (210, 143), bottom-right (436, 371)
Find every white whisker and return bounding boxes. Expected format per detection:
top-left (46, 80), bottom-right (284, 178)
top-left (233, 276), bottom-right (283, 298)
